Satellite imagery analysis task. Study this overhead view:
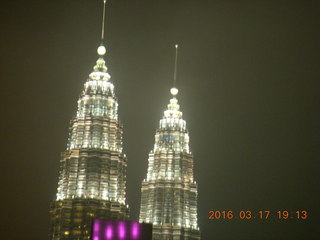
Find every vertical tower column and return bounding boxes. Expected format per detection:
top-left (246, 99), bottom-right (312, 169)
top-left (49, 2), bottom-right (130, 239)
top-left (49, 47), bottom-right (129, 240)
top-left (139, 88), bottom-right (200, 240)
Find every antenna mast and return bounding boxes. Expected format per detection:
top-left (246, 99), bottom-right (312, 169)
top-left (101, 0), bottom-right (107, 42)
top-left (173, 44), bottom-right (179, 87)
top-left (170, 44), bottom-right (179, 97)
top-left (97, 0), bottom-right (107, 56)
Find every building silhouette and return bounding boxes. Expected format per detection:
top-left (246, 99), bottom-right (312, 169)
top-left (139, 86), bottom-right (200, 240)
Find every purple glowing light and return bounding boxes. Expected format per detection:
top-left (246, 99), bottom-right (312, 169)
top-left (94, 221), bottom-right (100, 233)
top-left (131, 222), bottom-right (139, 239)
top-left (105, 225), bottom-right (113, 239)
top-left (118, 222), bottom-right (126, 238)
top-left (91, 219), bottom-right (151, 240)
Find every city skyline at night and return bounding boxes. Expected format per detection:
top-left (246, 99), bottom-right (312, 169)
top-left (1, 1), bottom-right (318, 240)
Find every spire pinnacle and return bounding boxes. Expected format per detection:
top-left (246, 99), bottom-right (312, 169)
top-left (97, 0), bottom-right (107, 56)
top-left (173, 44), bottom-right (178, 87)
top-left (171, 44), bottom-right (179, 96)
top-left (101, 0), bottom-right (107, 42)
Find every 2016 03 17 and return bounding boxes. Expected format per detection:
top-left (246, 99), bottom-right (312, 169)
top-left (208, 210), bottom-right (308, 220)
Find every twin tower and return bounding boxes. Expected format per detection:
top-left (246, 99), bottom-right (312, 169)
top-left (49, 5), bottom-right (200, 240)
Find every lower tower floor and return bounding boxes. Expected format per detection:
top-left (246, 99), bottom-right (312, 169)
top-left (152, 225), bottom-right (200, 240)
top-left (49, 198), bottom-right (129, 240)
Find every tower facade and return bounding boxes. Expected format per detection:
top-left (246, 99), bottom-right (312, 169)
top-left (139, 88), bottom-right (200, 240)
top-left (49, 46), bottom-right (129, 239)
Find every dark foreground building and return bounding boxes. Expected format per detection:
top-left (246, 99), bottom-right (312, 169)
top-left (139, 87), bottom-right (201, 240)
top-left (49, 43), bottom-right (130, 239)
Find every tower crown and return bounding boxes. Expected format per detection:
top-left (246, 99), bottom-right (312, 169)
top-left (89, 57), bottom-right (110, 81)
top-left (164, 97), bottom-right (182, 117)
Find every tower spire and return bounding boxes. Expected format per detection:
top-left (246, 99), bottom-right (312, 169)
top-left (171, 44), bottom-right (179, 97)
top-left (97, 0), bottom-right (107, 56)
top-left (101, 0), bottom-right (107, 42)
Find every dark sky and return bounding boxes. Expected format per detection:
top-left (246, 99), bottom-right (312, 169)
top-left (1, 0), bottom-right (319, 239)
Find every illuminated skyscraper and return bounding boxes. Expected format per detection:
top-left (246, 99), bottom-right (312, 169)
top-left (139, 46), bottom-right (200, 240)
top-left (49, 1), bottom-right (129, 239)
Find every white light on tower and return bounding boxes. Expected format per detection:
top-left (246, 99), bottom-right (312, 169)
top-left (170, 87), bottom-right (178, 96)
top-left (97, 45), bottom-right (106, 56)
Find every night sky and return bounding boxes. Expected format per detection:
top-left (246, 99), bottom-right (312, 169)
top-left (1, 0), bottom-right (319, 239)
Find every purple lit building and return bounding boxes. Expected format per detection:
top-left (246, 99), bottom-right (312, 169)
top-left (91, 219), bottom-right (152, 240)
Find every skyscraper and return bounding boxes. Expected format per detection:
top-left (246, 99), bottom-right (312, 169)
top-left (139, 82), bottom-right (201, 239)
top-left (49, 2), bottom-right (129, 239)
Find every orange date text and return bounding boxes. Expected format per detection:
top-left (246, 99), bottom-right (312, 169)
top-left (208, 210), bottom-right (307, 220)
